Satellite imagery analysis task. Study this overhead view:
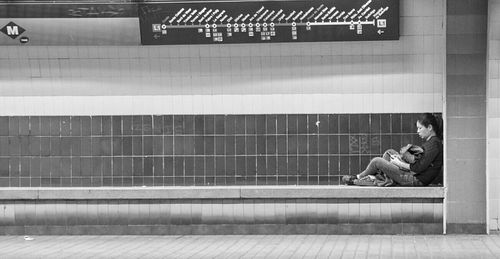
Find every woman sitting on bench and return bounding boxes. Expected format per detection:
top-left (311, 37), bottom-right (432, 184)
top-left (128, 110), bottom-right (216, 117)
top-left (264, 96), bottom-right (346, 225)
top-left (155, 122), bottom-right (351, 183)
top-left (344, 113), bottom-right (443, 186)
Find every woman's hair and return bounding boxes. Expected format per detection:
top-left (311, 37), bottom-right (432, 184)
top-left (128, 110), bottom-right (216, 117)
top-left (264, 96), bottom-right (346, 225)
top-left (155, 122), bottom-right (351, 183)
top-left (417, 113), bottom-right (443, 139)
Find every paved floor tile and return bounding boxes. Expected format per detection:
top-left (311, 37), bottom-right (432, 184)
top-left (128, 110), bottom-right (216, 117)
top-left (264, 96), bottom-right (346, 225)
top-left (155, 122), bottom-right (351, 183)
top-left (1, 234), bottom-right (500, 258)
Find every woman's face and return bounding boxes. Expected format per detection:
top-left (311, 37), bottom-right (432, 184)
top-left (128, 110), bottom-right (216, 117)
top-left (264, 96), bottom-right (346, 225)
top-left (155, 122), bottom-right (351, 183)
top-left (416, 121), bottom-right (433, 139)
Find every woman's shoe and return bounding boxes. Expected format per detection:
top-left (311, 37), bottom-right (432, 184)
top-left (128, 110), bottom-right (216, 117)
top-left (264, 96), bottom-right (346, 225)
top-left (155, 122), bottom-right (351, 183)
top-left (342, 175), bottom-right (357, 185)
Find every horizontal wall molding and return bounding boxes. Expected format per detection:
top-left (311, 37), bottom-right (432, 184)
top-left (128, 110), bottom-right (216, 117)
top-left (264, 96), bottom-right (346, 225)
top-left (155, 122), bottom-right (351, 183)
top-left (0, 95), bottom-right (443, 116)
top-left (0, 186), bottom-right (446, 200)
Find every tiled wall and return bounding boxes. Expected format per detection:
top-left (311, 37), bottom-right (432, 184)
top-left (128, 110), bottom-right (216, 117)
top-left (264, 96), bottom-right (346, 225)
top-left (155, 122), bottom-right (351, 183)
top-left (0, 113), bottom-right (423, 187)
top-left (446, 0), bottom-right (488, 233)
top-left (0, 198), bottom-right (443, 235)
top-left (0, 0), bottom-right (444, 115)
top-left (488, 0), bottom-right (500, 232)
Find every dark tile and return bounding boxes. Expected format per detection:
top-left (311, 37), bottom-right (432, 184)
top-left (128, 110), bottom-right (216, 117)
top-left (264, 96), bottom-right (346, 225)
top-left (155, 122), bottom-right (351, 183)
top-left (360, 155), bottom-right (371, 172)
top-left (309, 156), bottom-right (319, 176)
top-left (391, 114), bottom-right (402, 133)
top-left (40, 117), bottom-right (51, 136)
top-left (276, 115), bottom-right (286, 134)
top-left (215, 136), bottom-right (225, 155)
top-left (287, 156), bottom-right (297, 175)
top-left (360, 114), bottom-right (370, 133)
top-left (391, 135), bottom-right (402, 150)
top-left (234, 115), bottom-right (245, 135)
top-left (370, 114), bottom-right (381, 133)
top-left (40, 158), bottom-right (51, 177)
top-left (266, 156), bottom-right (277, 176)
top-left (132, 136), bottom-right (143, 155)
top-left (153, 136), bottom-right (163, 155)
top-left (370, 135), bottom-right (381, 154)
top-left (144, 157), bottom-right (154, 176)
top-left (58, 117), bottom-right (70, 136)
top-left (245, 115), bottom-right (256, 135)
top-left (215, 115), bottom-right (225, 134)
top-left (112, 157), bottom-right (122, 177)
top-left (69, 117), bottom-right (80, 136)
top-left (19, 117), bottom-right (30, 136)
top-left (112, 116), bottom-right (122, 136)
top-left (297, 135), bottom-right (307, 154)
top-left (339, 156), bottom-right (349, 174)
top-left (194, 136), bottom-right (204, 155)
top-left (9, 136), bottom-right (20, 156)
top-left (401, 134), bottom-right (412, 147)
top-left (277, 135), bottom-right (286, 154)
top-left (266, 115), bottom-right (277, 134)
top-left (194, 115), bottom-right (204, 135)
top-left (204, 115), bottom-right (214, 135)
top-left (8, 117), bottom-right (19, 136)
top-left (225, 115), bottom-right (235, 135)
top-left (174, 157), bottom-right (184, 177)
top-left (205, 156), bottom-right (215, 176)
top-left (318, 156), bottom-right (329, 175)
top-left (277, 156), bottom-right (287, 175)
top-left (40, 137), bottom-right (50, 156)
top-left (174, 136), bottom-right (185, 155)
top-left (132, 116), bottom-right (143, 135)
top-left (256, 156), bottom-right (266, 176)
top-left (91, 117), bottom-right (102, 136)
top-left (287, 115), bottom-right (298, 134)
top-left (91, 137), bottom-right (101, 156)
top-left (20, 157), bottom-right (30, 177)
top-left (20, 136), bottom-right (29, 156)
top-left (349, 135), bottom-right (359, 154)
top-left (246, 156), bottom-right (256, 176)
top-left (225, 136), bottom-right (235, 155)
top-left (164, 157), bottom-right (174, 177)
top-left (307, 114), bottom-right (318, 134)
top-left (318, 135), bottom-right (328, 154)
top-left (327, 114), bottom-right (338, 134)
top-left (349, 114), bottom-right (360, 133)
top-left (133, 157), bottom-right (144, 176)
top-left (309, 135), bottom-right (318, 154)
top-left (246, 136), bottom-right (256, 155)
top-left (163, 115), bottom-right (173, 135)
top-left (204, 136), bottom-right (214, 155)
top-left (30, 117), bottom-right (41, 136)
top-left (380, 135), bottom-right (392, 153)
top-left (144, 136), bottom-right (153, 156)
top-left (381, 114), bottom-right (391, 133)
top-left (339, 114), bottom-right (349, 133)
top-left (102, 117), bottom-right (112, 135)
top-left (143, 116), bottom-right (153, 135)
top-left (60, 137), bottom-right (71, 156)
top-left (359, 134), bottom-right (370, 154)
top-left (225, 156), bottom-right (236, 176)
top-left (288, 135), bottom-right (297, 154)
top-left (307, 175), bottom-right (318, 185)
top-left (0, 117), bottom-right (9, 136)
top-left (91, 157), bottom-right (102, 177)
top-left (265, 136), bottom-right (276, 155)
top-left (295, 114), bottom-right (306, 134)
top-left (402, 113), bottom-right (415, 133)
top-left (112, 137), bottom-right (122, 156)
top-left (81, 117), bottom-right (91, 136)
top-left (194, 156), bottom-right (204, 177)
top-left (153, 115), bottom-right (163, 135)
top-left (236, 156), bottom-right (246, 176)
top-left (349, 156), bottom-right (360, 175)
top-left (9, 157), bottom-right (20, 177)
top-left (50, 137), bottom-right (61, 156)
top-left (298, 156), bottom-right (307, 176)
top-left (122, 116), bottom-right (132, 135)
top-left (184, 136), bottom-right (195, 155)
top-left (318, 114), bottom-right (329, 134)
top-left (122, 137), bottom-right (132, 156)
top-left (254, 115), bottom-right (265, 135)
top-left (235, 136), bottom-right (245, 155)
top-left (215, 156), bottom-right (225, 176)
top-left (0, 137), bottom-right (7, 156)
top-left (28, 136), bottom-right (41, 156)
top-left (163, 136), bottom-right (173, 155)
top-left (339, 135), bottom-right (349, 154)
top-left (30, 157), bottom-right (40, 177)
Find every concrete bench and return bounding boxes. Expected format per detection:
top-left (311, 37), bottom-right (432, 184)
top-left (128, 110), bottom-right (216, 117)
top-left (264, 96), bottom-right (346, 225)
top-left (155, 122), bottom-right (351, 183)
top-left (0, 186), bottom-right (445, 235)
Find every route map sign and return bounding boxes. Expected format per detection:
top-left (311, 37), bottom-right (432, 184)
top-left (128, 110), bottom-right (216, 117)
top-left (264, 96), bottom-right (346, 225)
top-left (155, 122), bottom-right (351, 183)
top-left (138, 0), bottom-right (399, 45)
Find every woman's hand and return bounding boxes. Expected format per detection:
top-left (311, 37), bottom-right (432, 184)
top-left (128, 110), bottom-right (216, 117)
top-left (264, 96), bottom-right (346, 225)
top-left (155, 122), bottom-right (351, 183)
top-left (390, 154), bottom-right (410, 171)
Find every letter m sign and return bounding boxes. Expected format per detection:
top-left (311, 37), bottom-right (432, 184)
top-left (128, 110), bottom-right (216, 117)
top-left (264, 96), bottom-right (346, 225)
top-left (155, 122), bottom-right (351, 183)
top-left (1, 22), bottom-right (25, 39)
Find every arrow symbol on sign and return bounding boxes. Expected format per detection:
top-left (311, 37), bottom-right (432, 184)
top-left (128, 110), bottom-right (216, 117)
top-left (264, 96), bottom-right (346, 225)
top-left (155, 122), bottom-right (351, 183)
top-left (153, 34), bottom-right (161, 39)
top-left (377, 29), bottom-right (384, 34)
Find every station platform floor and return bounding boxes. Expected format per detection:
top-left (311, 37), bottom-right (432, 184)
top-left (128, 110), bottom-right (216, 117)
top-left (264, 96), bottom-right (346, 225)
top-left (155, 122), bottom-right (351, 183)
top-left (1, 234), bottom-right (499, 258)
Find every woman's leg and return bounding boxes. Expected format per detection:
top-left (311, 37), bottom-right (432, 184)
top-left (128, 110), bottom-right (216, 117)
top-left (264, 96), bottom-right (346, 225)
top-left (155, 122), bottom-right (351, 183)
top-left (357, 157), bottom-right (421, 186)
